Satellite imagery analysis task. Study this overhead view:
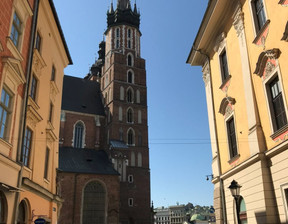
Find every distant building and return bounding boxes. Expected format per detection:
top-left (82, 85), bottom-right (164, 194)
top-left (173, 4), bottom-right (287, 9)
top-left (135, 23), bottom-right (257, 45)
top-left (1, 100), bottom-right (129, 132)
top-left (169, 205), bottom-right (187, 224)
top-left (187, 0), bottom-right (288, 223)
top-left (154, 207), bottom-right (170, 224)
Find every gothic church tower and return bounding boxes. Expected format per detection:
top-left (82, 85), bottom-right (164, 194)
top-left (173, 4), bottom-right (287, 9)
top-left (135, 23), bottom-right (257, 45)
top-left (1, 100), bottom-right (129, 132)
top-left (101, 0), bottom-right (151, 223)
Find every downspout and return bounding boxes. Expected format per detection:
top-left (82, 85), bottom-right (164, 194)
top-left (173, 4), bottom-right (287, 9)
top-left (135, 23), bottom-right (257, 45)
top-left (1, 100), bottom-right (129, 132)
top-left (12, 0), bottom-right (40, 223)
top-left (192, 47), bottom-right (227, 224)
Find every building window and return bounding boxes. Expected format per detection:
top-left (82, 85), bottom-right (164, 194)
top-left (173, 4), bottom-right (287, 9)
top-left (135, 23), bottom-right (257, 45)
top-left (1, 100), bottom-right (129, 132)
top-left (30, 75), bottom-right (38, 101)
top-left (17, 200), bottom-right (28, 224)
top-left (120, 86), bottom-right (124, 100)
top-left (128, 175), bottom-right (134, 183)
top-left (74, 122), bottom-right (84, 148)
top-left (128, 198), bottom-right (134, 207)
top-left (49, 103), bottom-right (53, 123)
top-left (10, 12), bottom-right (22, 48)
top-left (227, 117), bottom-right (238, 159)
top-left (127, 108), bottom-right (133, 123)
top-left (21, 127), bottom-right (32, 167)
top-left (267, 75), bottom-right (287, 131)
top-left (127, 29), bottom-right (132, 49)
top-left (127, 54), bottom-right (133, 66)
top-left (0, 89), bottom-right (12, 139)
top-left (115, 28), bottom-right (120, 49)
top-left (127, 129), bottom-right (134, 145)
top-left (239, 197), bottom-right (247, 224)
top-left (285, 188), bottom-right (288, 208)
top-left (0, 191), bottom-right (6, 224)
top-left (119, 107), bottom-right (123, 121)
top-left (44, 147), bottom-right (50, 179)
top-left (128, 71), bottom-right (134, 83)
top-left (138, 110), bottom-right (142, 124)
top-left (137, 152), bottom-right (142, 167)
top-left (252, 0), bottom-right (267, 32)
top-left (35, 31), bottom-right (42, 52)
top-left (136, 90), bottom-right (140, 103)
top-left (82, 181), bottom-right (106, 224)
top-left (119, 128), bottom-right (123, 141)
top-left (51, 65), bottom-right (56, 81)
top-left (220, 49), bottom-right (229, 82)
top-left (127, 88), bottom-right (133, 103)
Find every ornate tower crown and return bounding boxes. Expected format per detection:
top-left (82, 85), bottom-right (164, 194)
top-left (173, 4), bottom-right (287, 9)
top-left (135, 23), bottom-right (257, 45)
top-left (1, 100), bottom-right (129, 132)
top-left (107, 0), bottom-right (140, 30)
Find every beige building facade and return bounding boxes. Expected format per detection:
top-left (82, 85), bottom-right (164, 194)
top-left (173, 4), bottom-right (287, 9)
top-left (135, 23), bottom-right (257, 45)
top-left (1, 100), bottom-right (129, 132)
top-left (187, 0), bottom-right (288, 223)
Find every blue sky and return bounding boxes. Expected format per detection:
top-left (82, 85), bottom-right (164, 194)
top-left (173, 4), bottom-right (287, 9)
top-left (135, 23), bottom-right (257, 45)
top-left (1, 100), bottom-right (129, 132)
top-left (54, 0), bottom-right (213, 207)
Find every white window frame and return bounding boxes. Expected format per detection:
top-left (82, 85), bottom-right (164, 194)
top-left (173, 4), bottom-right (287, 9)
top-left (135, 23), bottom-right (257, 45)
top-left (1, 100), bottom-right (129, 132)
top-left (128, 198), bottom-right (134, 207)
top-left (224, 112), bottom-right (239, 160)
top-left (128, 175), bottom-right (134, 183)
top-left (263, 67), bottom-right (288, 135)
top-left (115, 27), bottom-right (120, 49)
top-left (249, 0), bottom-right (268, 36)
top-left (72, 121), bottom-right (86, 148)
top-left (127, 53), bottom-right (134, 67)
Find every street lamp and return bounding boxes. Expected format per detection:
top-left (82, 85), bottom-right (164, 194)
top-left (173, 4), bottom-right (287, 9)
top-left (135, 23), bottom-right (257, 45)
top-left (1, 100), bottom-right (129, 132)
top-left (228, 180), bottom-right (241, 224)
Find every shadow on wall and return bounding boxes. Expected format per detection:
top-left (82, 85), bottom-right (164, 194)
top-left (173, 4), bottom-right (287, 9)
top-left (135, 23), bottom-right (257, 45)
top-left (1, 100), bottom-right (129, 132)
top-left (255, 211), bottom-right (284, 224)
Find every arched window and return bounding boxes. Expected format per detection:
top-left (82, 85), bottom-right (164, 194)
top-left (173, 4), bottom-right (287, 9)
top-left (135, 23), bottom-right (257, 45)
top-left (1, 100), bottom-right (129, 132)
top-left (120, 86), bottom-right (124, 100)
top-left (127, 108), bottom-right (133, 123)
top-left (119, 128), bottom-right (123, 141)
top-left (17, 200), bottom-right (28, 224)
top-left (127, 71), bottom-right (134, 84)
top-left (137, 152), bottom-right (142, 167)
top-left (82, 181), bottom-right (106, 224)
top-left (127, 129), bottom-right (134, 145)
top-left (136, 90), bottom-right (140, 103)
top-left (119, 107), bottom-right (123, 121)
top-left (239, 197), bottom-right (247, 224)
top-left (115, 27), bottom-right (120, 49)
top-left (127, 54), bottom-right (133, 66)
top-left (131, 152), bottom-right (135, 166)
top-left (0, 191), bottom-right (7, 224)
top-left (74, 122), bottom-right (84, 148)
top-left (127, 88), bottom-right (133, 103)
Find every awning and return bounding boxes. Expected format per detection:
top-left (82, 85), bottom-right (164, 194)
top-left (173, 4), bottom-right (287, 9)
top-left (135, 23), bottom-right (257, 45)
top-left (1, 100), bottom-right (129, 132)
top-left (0, 182), bottom-right (22, 192)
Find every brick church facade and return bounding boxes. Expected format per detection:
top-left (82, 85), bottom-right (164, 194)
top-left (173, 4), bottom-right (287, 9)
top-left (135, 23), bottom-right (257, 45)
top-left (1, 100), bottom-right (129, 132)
top-left (58, 0), bottom-right (151, 223)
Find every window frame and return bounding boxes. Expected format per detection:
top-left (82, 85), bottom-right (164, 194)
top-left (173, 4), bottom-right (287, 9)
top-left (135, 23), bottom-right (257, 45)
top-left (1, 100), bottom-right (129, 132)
top-left (29, 74), bottom-right (38, 101)
top-left (0, 88), bottom-right (12, 140)
top-left (0, 191), bottom-right (7, 224)
top-left (73, 121), bottom-right (85, 148)
top-left (10, 11), bottom-right (22, 48)
top-left (44, 147), bottom-right (50, 180)
top-left (127, 53), bottom-right (134, 67)
top-left (35, 31), bottom-right (42, 53)
top-left (250, 0), bottom-right (267, 33)
top-left (280, 183), bottom-right (288, 220)
top-left (127, 108), bottom-right (134, 124)
top-left (127, 70), bottom-right (134, 84)
top-left (128, 198), bottom-right (134, 207)
top-left (225, 115), bottom-right (239, 160)
top-left (263, 69), bottom-right (288, 136)
top-left (51, 65), bottom-right (56, 81)
top-left (127, 128), bottom-right (135, 146)
top-left (48, 102), bottom-right (54, 123)
top-left (21, 127), bottom-right (33, 167)
top-left (219, 48), bottom-right (230, 83)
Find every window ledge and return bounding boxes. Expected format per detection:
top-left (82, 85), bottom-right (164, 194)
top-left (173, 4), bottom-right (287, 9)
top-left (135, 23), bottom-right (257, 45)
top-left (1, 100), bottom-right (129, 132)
top-left (271, 124), bottom-right (288, 141)
top-left (6, 37), bottom-right (24, 61)
top-left (219, 75), bottom-right (232, 90)
top-left (0, 138), bottom-right (12, 156)
top-left (228, 154), bottom-right (240, 164)
top-left (253, 20), bottom-right (271, 45)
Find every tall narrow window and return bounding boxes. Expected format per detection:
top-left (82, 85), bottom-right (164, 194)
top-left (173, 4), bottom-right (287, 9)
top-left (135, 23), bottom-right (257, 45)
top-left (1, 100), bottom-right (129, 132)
top-left (127, 89), bottom-right (133, 103)
top-left (49, 103), bottom-right (53, 123)
top-left (0, 89), bottom-right (11, 139)
top-left (22, 127), bottom-right (32, 167)
top-left (30, 75), bottom-right (37, 101)
top-left (136, 90), bottom-right (140, 103)
top-left (138, 110), bottom-right (142, 124)
top-left (128, 71), bottom-right (133, 83)
top-left (51, 65), bottom-right (56, 81)
top-left (115, 28), bottom-right (120, 49)
top-left (120, 86), bottom-right (124, 100)
top-left (253, 0), bottom-right (266, 32)
top-left (74, 122), bottom-right (84, 148)
top-left (119, 107), bottom-right (123, 121)
top-left (127, 29), bottom-right (132, 49)
top-left (10, 12), bottom-right (22, 48)
top-left (239, 197), bottom-right (247, 224)
top-left (17, 200), bottom-right (28, 224)
top-left (127, 108), bottom-right (133, 123)
top-left (268, 76), bottom-right (287, 131)
top-left (227, 117), bottom-right (238, 159)
top-left (44, 147), bottom-right (50, 179)
top-left (128, 198), bottom-right (134, 207)
top-left (220, 49), bottom-right (229, 82)
top-left (131, 152), bottom-right (135, 166)
top-left (285, 188), bottom-right (288, 208)
top-left (119, 128), bottom-right (123, 141)
top-left (35, 31), bottom-right (42, 52)
top-left (0, 191), bottom-right (6, 224)
top-left (82, 181), bottom-right (106, 224)
top-left (138, 132), bottom-right (142, 146)
top-left (128, 129), bottom-right (134, 145)
top-left (137, 152), bottom-right (142, 167)
top-left (127, 54), bottom-right (133, 66)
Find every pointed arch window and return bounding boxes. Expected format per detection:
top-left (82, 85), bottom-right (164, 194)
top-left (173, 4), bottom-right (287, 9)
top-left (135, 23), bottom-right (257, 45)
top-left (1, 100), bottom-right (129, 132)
top-left (127, 54), bottom-right (133, 67)
top-left (74, 122), bottom-right (84, 148)
top-left (127, 71), bottom-right (134, 84)
top-left (115, 27), bottom-right (120, 49)
top-left (17, 200), bottom-right (28, 224)
top-left (82, 181), bottom-right (106, 224)
top-left (137, 152), bottom-right (142, 167)
top-left (127, 28), bottom-right (132, 49)
top-left (127, 88), bottom-right (134, 103)
top-left (120, 86), bottom-right (124, 100)
top-left (0, 191), bottom-right (7, 224)
top-left (127, 108), bottom-right (133, 123)
top-left (127, 129), bottom-right (135, 145)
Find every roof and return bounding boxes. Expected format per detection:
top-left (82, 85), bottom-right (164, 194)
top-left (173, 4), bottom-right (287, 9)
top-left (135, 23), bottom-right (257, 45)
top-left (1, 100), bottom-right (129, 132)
top-left (48, 0), bottom-right (73, 65)
top-left (58, 147), bottom-right (119, 175)
top-left (110, 140), bottom-right (129, 149)
top-left (61, 75), bottom-right (105, 116)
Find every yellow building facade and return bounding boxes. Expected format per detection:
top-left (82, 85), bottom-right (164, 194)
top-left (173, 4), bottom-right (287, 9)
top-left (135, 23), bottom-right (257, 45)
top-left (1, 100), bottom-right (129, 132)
top-left (18, 0), bottom-right (72, 223)
top-left (188, 0), bottom-right (288, 223)
top-left (0, 0), bottom-right (71, 223)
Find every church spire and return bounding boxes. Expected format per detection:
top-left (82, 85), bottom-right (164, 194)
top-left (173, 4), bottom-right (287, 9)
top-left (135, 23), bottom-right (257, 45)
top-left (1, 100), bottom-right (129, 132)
top-left (117, 0), bottom-right (130, 10)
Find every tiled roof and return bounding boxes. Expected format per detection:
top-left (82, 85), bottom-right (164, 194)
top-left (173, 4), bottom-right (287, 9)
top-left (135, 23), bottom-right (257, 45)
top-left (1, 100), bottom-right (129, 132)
top-left (59, 147), bottom-right (119, 175)
top-left (61, 75), bottom-right (105, 116)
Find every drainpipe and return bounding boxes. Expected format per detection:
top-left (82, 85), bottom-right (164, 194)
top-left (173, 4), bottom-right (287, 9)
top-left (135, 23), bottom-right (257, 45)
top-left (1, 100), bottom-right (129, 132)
top-left (12, 0), bottom-right (40, 223)
top-left (192, 47), bottom-right (227, 224)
